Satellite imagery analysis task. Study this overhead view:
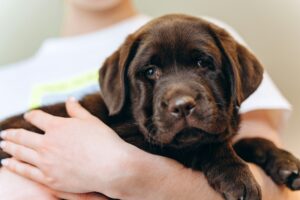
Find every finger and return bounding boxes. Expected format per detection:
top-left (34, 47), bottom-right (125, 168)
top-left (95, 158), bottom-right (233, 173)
top-left (66, 97), bottom-right (96, 120)
top-left (80, 193), bottom-right (109, 200)
top-left (51, 191), bottom-right (80, 200)
top-left (24, 110), bottom-right (62, 131)
top-left (1, 158), bottom-right (46, 184)
top-left (1, 128), bottom-right (43, 150)
top-left (52, 191), bottom-right (109, 200)
top-left (0, 140), bottom-right (39, 166)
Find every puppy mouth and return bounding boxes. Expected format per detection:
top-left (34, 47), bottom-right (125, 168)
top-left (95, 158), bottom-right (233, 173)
top-left (171, 127), bottom-right (206, 146)
top-left (149, 126), bottom-right (208, 148)
top-left (148, 114), bottom-right (225, 147)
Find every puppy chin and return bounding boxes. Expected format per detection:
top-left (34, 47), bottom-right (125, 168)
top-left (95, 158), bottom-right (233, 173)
top-left (149, 116), bottom-right (226, 147)
top-left (151, 127), bottom-right (207, 148)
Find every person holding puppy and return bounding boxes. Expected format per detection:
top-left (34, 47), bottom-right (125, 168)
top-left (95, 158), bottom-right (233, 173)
top-left (0, 0), bottom-right (298, 199)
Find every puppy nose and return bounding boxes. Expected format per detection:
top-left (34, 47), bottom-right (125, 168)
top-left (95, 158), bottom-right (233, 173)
top-left (168, 96), bottom-right (196, 118)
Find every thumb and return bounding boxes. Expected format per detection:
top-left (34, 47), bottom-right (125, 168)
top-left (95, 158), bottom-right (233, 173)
top-left (66, 97), bottom-right (95, 120)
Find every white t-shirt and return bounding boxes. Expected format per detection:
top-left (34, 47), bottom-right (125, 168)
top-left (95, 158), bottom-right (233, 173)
top-left (0, 15), bottom-right (291, 126)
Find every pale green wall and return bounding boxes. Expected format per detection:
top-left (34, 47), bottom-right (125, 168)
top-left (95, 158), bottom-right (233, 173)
top-left (0, 0), bottom-right (299, 155)
top-left (0, 0), bottom-right (63, 66)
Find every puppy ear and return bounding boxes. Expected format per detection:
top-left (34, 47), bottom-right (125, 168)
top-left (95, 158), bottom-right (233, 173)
top-left (99, 34), bottom-right (139, 116)
top-left (208, 23), bottom-right (264, 106)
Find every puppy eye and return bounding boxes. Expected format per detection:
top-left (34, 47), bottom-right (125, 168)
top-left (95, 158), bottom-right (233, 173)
top-left (196, 57), bottom-right (214, 70)
top-left (197, 59), bottom-right (204, 67)
top-left (144, 65), bottom-right (160, 80)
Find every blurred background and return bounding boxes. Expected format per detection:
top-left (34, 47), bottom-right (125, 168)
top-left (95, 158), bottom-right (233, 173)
top-left (0, 0), bottom-right (299, 155)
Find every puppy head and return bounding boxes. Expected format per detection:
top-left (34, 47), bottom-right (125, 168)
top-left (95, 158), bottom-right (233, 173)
top-left (100, 14), bottom-right (263, 148)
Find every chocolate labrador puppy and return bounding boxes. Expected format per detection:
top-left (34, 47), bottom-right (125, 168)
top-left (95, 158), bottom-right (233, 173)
top-left (1, 14), bottom-right (300, 200)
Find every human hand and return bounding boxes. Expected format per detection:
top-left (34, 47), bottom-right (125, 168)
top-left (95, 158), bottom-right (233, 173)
top-left (0, 97), bottom-right (136, 197)
top-left (0, 168), bottom-right (57, 200)
top-left (0, 166), bottom-right (108, 200)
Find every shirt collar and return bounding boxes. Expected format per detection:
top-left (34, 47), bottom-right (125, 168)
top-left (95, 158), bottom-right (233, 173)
top-left (35, 14), bottom-right (151, 56)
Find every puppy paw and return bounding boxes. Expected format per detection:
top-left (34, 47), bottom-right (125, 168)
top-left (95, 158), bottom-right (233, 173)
top-left (209, 164), bottom-right (261, 200)
top-left (265, 149), bottom-right (300, 190)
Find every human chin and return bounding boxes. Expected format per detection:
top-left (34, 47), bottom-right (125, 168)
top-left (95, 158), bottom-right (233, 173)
top-left (68, 0), bottom-right (124, 11)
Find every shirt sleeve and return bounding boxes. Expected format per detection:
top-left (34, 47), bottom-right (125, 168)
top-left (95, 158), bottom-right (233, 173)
top-left (202, 16), bottom-right (292, 129)
top-left (239, 72), bottom-right (291, 113)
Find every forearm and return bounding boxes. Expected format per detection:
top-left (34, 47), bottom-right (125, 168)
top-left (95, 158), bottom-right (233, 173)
top-left (234, 110), bottom-right (300, 200)
top-left (96, 109), bottom-right (297, 200)
top-left (110, 146), bottom-right (223, 200)
top-left (233, 110), bottom-right (283, 146)
top-left (120, 150), bottom-right (299, 200)
top-left (250, 163), bottom-right (300, 200)
top-left (105, 145), bottom-right (297, 200)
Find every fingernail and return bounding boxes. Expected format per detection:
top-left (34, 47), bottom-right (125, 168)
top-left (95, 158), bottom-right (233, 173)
top-left (1, 159), bottom-right (8, 166)
top-left (0, 141), bottom-right (6, 149)
top-left (68, 96), bottom-right (77, 102)
top-left (0, 131), bottom-right (7, 139)
top-left (24, 112), bottom-right (30, 119)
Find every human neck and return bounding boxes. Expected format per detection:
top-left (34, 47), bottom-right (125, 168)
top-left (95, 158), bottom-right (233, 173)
top-left (61, 1), bottom-right (137, 37)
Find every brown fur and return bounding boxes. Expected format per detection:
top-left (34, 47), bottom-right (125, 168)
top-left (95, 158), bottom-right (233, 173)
top-left (1, 14), bottom-right (300, 200)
